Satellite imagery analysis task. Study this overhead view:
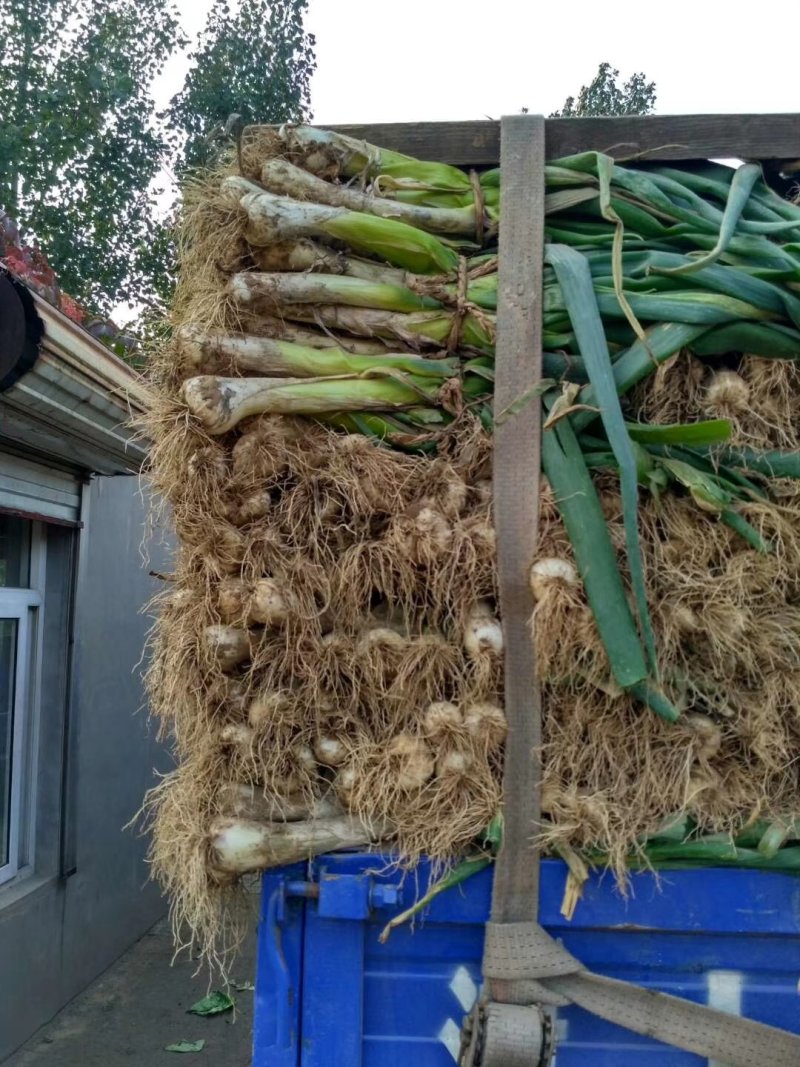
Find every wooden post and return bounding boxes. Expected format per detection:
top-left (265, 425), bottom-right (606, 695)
top-left (490, 115), bottom-right (546, 925)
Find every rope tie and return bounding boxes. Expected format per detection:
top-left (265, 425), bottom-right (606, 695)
top-left (408, 256), bottom-right (497, 354)
top-left (470, 169), bottom-right (487, 245)
top-left (446, 257), bottom-right (471, 353)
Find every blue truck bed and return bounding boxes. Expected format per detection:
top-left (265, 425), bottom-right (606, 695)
top-left (254, 854), bottom-right (800, 1065)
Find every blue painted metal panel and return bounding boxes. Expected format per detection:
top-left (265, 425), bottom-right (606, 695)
top-left (254, 863), bottom-right (306, 1067)
top-left (254, 854), bottom-right (800, 1066)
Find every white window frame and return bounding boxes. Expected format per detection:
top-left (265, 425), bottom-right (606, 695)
top-left (0, 522), bottom-right (45, 886)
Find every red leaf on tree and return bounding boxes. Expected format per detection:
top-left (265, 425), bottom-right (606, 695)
top-left (58, 293), bottom-right (85, 323)
top-left (2, 209), bottom-right (127, 352)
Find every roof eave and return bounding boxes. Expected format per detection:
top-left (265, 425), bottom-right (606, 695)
top-left (0, 290), bottom-right (153, 475)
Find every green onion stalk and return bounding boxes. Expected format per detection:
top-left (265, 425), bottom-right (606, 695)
top-left (583, 814), bottom-right (800, 873)
top-left (395, 811), bottom-right (800, 923)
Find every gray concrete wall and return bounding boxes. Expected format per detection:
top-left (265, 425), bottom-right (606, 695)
top-left (0, 475), bottom-right (172, 1060)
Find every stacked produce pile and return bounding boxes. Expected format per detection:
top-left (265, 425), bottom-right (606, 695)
top-left (143, 124), bottom-right (800, 967)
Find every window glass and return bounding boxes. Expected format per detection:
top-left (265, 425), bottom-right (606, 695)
top-left (0, 619), bottom-right (17, 868)
top-left (0, 517), bottom-right (31, 588)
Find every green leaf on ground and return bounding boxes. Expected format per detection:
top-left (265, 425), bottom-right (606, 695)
top-left (187, 991), bottom-right (234, 1016)
top-left (165, 1039), bottom-right (206, 1053)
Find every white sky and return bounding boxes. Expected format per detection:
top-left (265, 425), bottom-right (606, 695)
top-left (123, 0), bottom-right (794, 322)
top-left (164, 0), bottom-right (799, 121)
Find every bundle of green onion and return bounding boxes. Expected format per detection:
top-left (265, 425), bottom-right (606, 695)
top-left (589, 814), bottom-right (800, 873)
top-left (380, 811), bottom-right (800, 938)
top-left (183, 125), bottom-right (800, 724)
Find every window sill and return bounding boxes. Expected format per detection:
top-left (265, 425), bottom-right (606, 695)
top-left (0, 868), bottom-right (55, 912)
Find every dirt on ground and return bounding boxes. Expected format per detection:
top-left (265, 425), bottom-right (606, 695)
top-left (4, 917), bottom-right (257, 1066)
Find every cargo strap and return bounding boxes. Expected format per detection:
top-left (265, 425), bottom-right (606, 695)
top-left (459, 1001), bottom-right (552, 1067)
top-left (477, 920), bottom-right (800, 1067)
top-left (460, 113), bottom-right (800, 1067)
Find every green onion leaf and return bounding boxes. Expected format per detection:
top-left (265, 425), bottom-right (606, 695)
top-left (546, 243), bottom-right (658, 677)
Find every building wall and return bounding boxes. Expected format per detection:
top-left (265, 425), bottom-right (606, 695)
top-left (0, 475), bottom-right (172, 1059)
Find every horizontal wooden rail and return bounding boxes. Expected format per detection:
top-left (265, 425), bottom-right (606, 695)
top-left (329, 114), bottom-right (800, 165)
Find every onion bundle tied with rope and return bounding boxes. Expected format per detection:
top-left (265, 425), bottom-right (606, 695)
top-left (141, 121), bottom-right (800, 972)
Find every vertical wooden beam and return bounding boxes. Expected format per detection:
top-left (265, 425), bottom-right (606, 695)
top-left (490, 115), bottom-right (546, 925)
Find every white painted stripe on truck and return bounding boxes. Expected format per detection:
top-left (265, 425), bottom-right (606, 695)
top-left (707, 970), bottom-right (743, 1067)
top-left (449, 966), bottom-right (478, 1013)
top-left (438, 1018), bottom-right (462, 1061)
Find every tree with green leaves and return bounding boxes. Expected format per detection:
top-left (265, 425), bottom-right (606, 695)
top-left (551, 62), bottom-right (656, 118)
top-left (0, 0), bottom-right (316, 319)
top-left (0, 0), bottom-right (184, 314)
top-left (141, 0), bottom-right (315, 321)
top-left (165, 0), bottom-right (315, 177)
